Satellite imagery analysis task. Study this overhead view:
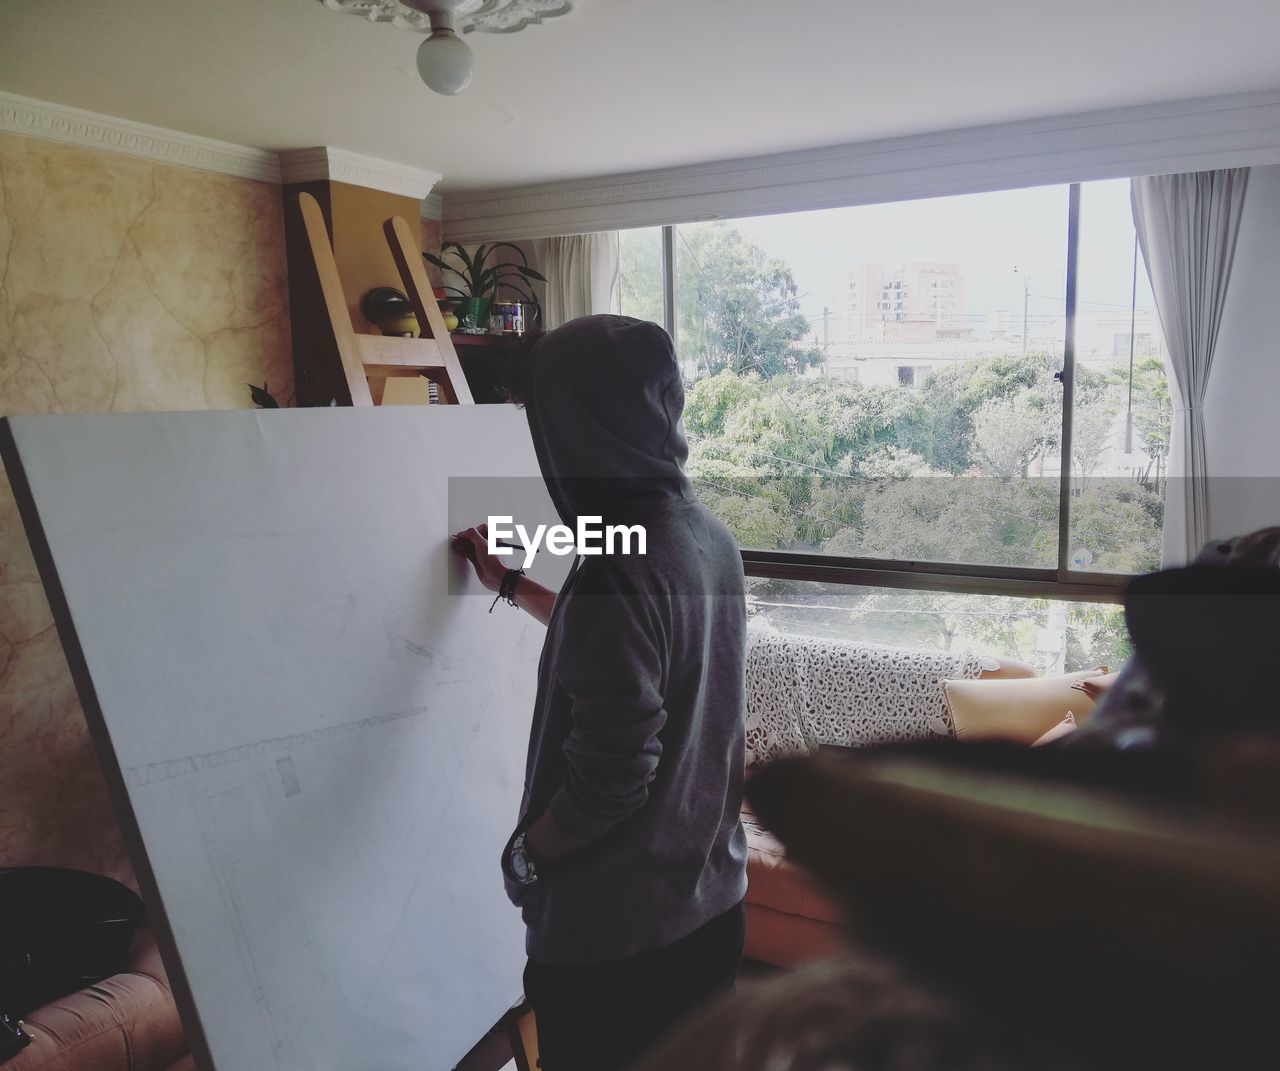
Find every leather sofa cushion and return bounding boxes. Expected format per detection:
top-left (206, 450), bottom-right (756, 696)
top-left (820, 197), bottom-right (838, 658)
top-left (6, 930), bottom-right (187, 1071)
top-left (944, 668), bottom-right (1108, 744)
top-left (744, 810), bottom-right (842, 927)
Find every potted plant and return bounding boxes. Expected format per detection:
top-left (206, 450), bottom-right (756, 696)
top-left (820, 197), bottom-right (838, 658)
top-left (423, 242), bottom-right (545, 332)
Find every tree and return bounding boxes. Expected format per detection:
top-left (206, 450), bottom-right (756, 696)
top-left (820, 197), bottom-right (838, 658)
top-left (682, 364), bottom-right (1160, 574)
top-left (618, 227), bottom-right (663, 324)
top-left (1071, 398), bottom-right (1117, 485)
top-left (677, 225), bottom-right (822, 378)
top-left (1111, 355), bottom-right (1171, 483)
top-left (973, 392), bottom-right (1057, 477)
top-left (619, 224), bottom-right (823, 377)
top-left (904, 352), bottom-right (1061, 473)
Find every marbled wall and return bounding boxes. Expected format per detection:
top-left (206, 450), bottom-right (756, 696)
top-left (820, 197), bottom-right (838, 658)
top-left (0, 130), bottom-right (293, 888)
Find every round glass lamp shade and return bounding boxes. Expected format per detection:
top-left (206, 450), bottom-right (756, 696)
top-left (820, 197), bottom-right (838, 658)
top-left (417, 30), bottom-right (473, 95)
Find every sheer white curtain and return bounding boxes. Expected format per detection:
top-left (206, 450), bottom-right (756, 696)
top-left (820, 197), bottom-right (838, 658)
top-left (1131, 169), bottom-right (1250, 564)
top-left (532, 232), bottom-right (620, 330)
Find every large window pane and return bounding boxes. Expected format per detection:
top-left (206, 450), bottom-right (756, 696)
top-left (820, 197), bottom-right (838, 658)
top-left (617, 226), bottom-right (663, 325)
top-left (1066, 179), bottom-right (1170, 574)
top-left (676, 187), bottom-right (1071, 569)
top-left (748, 577), bottom-right (1129, 675)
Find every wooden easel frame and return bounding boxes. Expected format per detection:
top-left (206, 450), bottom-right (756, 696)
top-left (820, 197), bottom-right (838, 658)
top-left (294, 191), bottom-right (473, 405)
top-left (502, 999), bottom-right (540, 1071)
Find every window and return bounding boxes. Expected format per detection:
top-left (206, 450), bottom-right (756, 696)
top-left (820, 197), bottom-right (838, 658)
top-left (1067, 180), bottom-right (1170, 574)
top-left (617, 226), bottom-right (664, 326)
top-left (630, 178), bottom-right (1170, 606)
top-left (747, 578), bottom-right (1128, 675)
top-left (673, 186), bottom-right (1069, 577)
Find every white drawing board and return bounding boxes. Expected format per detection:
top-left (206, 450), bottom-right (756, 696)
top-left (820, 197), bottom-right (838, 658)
top-left (2, 406), bottom-right (567, 1071)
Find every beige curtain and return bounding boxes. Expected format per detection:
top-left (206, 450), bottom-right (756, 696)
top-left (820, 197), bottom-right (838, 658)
top-left (1131, 169), bottom-right (1250, 564)
top-left (533, 233), bottom-right (620, 330)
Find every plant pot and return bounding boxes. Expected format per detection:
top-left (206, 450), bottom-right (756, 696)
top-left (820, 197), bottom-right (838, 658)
top-left (454, 296), bottom-right (492, 333)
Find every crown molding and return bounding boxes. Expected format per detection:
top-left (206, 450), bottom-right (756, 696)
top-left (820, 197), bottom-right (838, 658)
top-left (441, 88), bottom-right (1280, 242)
top-left (0, 90), bottom-right (281, 183)
top-left (0, 93), bottom-right (449, 200)
top-left (279, 146), bottom-right (442, 200)
top-left (421, 191), bottom-right (444, 221)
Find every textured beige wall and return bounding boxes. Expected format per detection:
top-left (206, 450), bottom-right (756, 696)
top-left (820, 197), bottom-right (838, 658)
top-left (0, 131), bottom-right (293, 888)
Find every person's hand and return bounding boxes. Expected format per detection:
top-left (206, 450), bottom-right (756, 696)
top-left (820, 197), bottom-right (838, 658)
top-left (451, 523), bottom-right (511, 593)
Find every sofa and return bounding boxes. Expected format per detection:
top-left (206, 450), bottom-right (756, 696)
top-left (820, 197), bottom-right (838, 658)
top-left (7, 930), bottom-right (190, 1071)
top-left (740, 626), bottom-right (1041, 967)
top-left (2, 617), bottom-right (190, 1071)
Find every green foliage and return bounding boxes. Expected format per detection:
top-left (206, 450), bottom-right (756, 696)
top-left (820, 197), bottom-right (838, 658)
top-left (695, 487), bottom-right (797, 550)
top-left (620, 225), bottom-right (824, 378)
top-left (682, 347), bottom-right (1166, 578)
top-left (618, 228), bottom-right (663, 324)
top-left (824, 478), bottom-right (1060, 568)
top-left (1064, 601), bottom-right (1132, 670)
top-left (423, 241), bottom-right (546, 305)
top-left (973, 392), bottom-right (1056, 477)
top-left (1069, 483), bottom-right (1165, 574)
top-left (632, 230), bottom-right (1171, 662)
top-left (903, 351), bottom-right (1060, 473)
top-left (1111, 355), bottom-right (1172, 465)
top-left (676, 224), bottom-right (823, 378)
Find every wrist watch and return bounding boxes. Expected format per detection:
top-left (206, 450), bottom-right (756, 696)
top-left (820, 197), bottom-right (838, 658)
top-left (507, 831), bottom-right (539, 886)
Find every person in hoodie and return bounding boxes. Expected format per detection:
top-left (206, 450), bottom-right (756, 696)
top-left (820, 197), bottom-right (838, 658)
top-left (452, 315), bottom-right (748, 1071)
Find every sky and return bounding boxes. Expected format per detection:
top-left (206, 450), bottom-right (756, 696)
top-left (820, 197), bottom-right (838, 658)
top-left (673, 178), bottom-right (1157, 333)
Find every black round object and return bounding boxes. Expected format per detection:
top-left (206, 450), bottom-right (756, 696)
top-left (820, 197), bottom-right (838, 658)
top-left (0, 867), bottom-right (144, 1017)
top-left (360, 286), bottom-right (413, 321)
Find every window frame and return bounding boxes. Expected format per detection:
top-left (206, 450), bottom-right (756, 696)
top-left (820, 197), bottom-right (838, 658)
top-left (652, 182), bottom-right (1135, 605)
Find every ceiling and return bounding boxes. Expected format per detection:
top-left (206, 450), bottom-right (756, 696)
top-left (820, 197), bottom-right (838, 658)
top-left (3, 0), bottom-right (1280, 193)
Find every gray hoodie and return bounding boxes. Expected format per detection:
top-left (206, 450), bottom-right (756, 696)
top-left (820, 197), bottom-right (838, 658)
top-left (504, 315), bottom-right (748, 966)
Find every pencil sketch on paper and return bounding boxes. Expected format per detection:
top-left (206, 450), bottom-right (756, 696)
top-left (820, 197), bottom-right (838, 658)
top-left (2, 406), bottom-right (551, 1070)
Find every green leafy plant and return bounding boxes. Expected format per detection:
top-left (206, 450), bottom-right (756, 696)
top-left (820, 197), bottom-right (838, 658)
top-left (424, 241), bottom-right (545, 308)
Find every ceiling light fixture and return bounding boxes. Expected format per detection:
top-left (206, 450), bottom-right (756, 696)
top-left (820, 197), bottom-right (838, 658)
top-left (411, 2), bottom-right (473, 95)
top-left (321, 0), bottom-right (573, 96)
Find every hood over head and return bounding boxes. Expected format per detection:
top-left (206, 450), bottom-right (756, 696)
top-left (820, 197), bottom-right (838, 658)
top-left (524, 315), bottom-right (690, 527)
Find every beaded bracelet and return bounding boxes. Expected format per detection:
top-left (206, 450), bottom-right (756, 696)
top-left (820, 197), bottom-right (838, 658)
top-left (489, 567), bottom-right (525, 614)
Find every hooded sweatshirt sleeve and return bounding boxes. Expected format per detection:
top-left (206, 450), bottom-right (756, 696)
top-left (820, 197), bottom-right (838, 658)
top-left (546, 564), bottom-right (668, 842)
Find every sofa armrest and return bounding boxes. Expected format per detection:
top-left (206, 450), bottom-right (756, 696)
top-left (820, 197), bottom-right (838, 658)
top-left (7, 928), bottom-right (187, 1071)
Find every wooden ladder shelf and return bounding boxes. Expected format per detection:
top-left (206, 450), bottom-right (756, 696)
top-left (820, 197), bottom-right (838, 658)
top-left (294, 190), bottom-right (473, 406)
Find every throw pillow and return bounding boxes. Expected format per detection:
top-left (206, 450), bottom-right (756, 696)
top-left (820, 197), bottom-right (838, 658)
top-left (1071, 671), bottom-right (1119, 703)
top-left (943, 668), bottom-right (1108, 744)
top-left (1032, 711), bottom-right (1079, 747)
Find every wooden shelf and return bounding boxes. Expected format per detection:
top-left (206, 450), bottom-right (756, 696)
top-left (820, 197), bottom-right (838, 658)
top-left (449, 332), bottom-right (527, 348)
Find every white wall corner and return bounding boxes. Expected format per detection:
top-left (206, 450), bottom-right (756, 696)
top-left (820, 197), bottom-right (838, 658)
top-left (421, 191), bottom-right (444, 221)
top-left (0, 90), bottom-right (282, 182)
top-left (279, 146), bottom-right (442, 200)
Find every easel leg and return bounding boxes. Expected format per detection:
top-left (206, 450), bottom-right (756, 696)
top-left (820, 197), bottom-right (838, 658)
top-left (502, 999), bottom-right (539, 1071)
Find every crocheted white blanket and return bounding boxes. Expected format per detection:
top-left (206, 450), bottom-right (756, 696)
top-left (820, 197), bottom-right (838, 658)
top-left (744, 624), bottom-right (987, 767)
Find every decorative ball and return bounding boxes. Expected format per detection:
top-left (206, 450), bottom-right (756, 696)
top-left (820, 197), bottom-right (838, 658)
top-left (361, 287), bottom-right (419, 336)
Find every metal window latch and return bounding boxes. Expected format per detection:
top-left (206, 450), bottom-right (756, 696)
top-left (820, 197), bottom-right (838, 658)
top-left (1054, 370), bottom-right (1066, 383)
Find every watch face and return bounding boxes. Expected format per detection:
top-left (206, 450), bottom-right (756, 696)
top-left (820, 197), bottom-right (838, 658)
top-left (511, 851), bottom-right (529, 881)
